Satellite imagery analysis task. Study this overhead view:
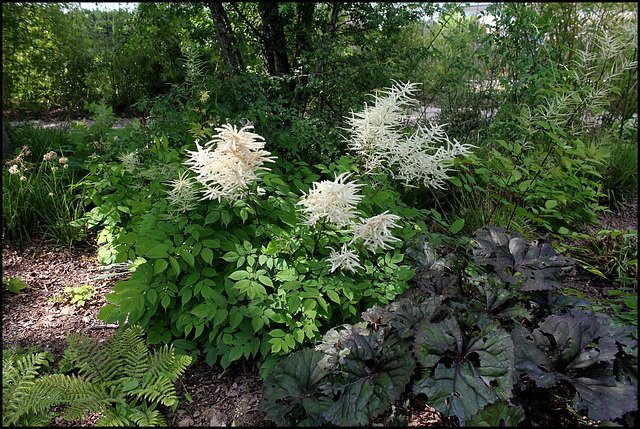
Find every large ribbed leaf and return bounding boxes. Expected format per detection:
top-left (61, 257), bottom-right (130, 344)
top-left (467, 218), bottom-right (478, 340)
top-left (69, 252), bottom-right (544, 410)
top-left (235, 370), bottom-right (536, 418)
top-left (467, 274), bottom-right (530, 328)
top-left (260, 349), bottom-right (331, 426)
top-left (362, 291), bottom-right (444, 339)
top-left (512, 311), bottom-right (637, 421)
top-left (323, 328), bottom-right (416, 426)
top-left (472, 225), bottom-right (576, 291)
top-left (412, 317), bottom-right (514, 422)
top-left (406, 238), bottom-right (460, 297)
top-left (467, 400), bottom-right (525, 426)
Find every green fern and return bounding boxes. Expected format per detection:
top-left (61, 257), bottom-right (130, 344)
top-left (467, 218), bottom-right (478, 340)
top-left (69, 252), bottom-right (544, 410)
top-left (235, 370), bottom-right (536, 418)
top-left (5, 325), bottom-right (192, 427)
top-left (2, 350), bottom-right (60, 426)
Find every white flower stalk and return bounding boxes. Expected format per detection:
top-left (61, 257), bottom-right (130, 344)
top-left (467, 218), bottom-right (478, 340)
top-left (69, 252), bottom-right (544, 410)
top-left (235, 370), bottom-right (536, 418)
top-left (165, 170), bottom-right (199, 213)
top-left (350, 210), bottom-right (401, 253)
top-left (118, 151), bottom-right (140, 173)
top-left (184, 124), bottom-right (275, 202)
top-left (297, 172), bottom-right (364, 228)
top-left (347, 81), bottom-right (474, 188)
top-left (391, 124), bottom-right (474, 189)
top-left (43, 151), bottom-right (57, 161)
top-left (326, 243), bottom-right (363, 274)
top-left (138, 163), bottom-right (178, 181)
top-left (346, 81), bottom-right (419, 173)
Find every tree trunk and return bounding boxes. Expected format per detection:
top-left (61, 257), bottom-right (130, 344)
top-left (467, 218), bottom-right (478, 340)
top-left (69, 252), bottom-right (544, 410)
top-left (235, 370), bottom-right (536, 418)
top-left (208, 2), bottom-right (240, 74)
top-left (257, 2), bottom-right (292, 77)
top-left (312, 2), bottom-right (341, 78)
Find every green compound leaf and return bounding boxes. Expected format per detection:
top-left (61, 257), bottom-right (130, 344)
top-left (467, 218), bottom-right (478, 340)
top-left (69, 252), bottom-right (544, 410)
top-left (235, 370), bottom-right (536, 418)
top-left (260, 349), bottom-right (331, 426)
top-left (467, 401), bottom-right (525, 426)
top-left (323, 328), bottom-right (416, 426)
top-left (413, 317), bottom-right (514, 423)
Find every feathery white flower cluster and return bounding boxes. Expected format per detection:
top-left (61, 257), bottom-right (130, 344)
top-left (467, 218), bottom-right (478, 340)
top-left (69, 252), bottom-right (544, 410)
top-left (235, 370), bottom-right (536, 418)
top-left (184, 124), bottom-right (276, 202)
top-left (297, 172), bottom-right (363, 228)
top-left (118, 151), bottom-right (140, 173)
top-left (298, 173), bottom-right (402, 274)
top-left (349, 210), bottom-right (401, 253)
top-left (164, 170), bottom-right (199, 213)
top-left (326, 244), bottom-right (363, 273)
top-left (346, 81), bottom-right (474, 189)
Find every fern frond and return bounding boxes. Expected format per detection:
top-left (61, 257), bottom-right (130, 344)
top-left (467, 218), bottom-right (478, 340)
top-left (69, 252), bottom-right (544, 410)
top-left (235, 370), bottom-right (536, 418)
top-left (63, 332), bottom-right (121, 383)
top-left (147, 345), bottom-right (191, 382)
top-left (31, 373), bottom-right (120, 421)
top-left (96, 407), bottom-right (131, 427)
top-left (2, 352), bottom-right (61, 426)
top-left (132, 376), bottom-right (178, 407)
top-left (118, 327), bottom-right (149, 380)
top-left (129, 402), bottom-right (167, 427)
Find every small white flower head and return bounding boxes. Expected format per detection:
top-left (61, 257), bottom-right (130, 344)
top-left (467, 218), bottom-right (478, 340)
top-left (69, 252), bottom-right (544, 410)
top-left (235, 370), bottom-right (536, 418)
top-left (20, 176), bottom-right (27, 181)
top-left (51, 166), bottom-right (58, 172)
top-left (8, 165), bottom-right (19, 175)
top-left (164, 170), bottom-right (199, 213)
top-left (43, 151), bottom-right (57, 161)
top-left (350, 210), bottom-right (402, 253)
top-left (326, 243), bottom-right (363, 274)
top-left (58, 157), bottom-right (68, 165)
top-left (184, 124), bottom-right (276, 202)
top-left (297, 172), bottom-right (364, 228)
top-left (118, 151), bottom-right (140, 173)
top-left (63, 164), bottom-right (68, 169)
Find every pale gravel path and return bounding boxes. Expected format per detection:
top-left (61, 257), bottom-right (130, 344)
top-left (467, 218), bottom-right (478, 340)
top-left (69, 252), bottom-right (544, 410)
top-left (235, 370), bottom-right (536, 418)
top-left (9, 117), bottom-right (141, 130)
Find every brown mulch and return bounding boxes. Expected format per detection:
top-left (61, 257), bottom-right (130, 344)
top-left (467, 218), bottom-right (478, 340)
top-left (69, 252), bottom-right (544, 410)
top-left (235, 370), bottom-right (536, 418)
top-left (2, 199), bottom-right (637, 427)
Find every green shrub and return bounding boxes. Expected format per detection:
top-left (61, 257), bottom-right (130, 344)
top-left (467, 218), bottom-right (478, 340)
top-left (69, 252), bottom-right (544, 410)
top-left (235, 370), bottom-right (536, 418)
top-left (90, 82), bottom-right (472, 377)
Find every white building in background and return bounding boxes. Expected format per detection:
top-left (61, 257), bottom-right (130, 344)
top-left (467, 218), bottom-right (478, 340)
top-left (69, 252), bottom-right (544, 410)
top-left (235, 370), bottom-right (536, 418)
top-left (461, 3), bottom-right (495, 26)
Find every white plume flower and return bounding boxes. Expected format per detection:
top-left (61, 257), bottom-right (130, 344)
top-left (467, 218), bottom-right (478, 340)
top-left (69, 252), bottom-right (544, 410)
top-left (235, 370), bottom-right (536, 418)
top-left (164, 170), bottom-right (199, 213)
top-left (326, 243), bottom-right (363, 274)
top-left (346, 81), bottom-right (474, 188)
top-left (349, 210), bottom-right (401, 253)
top-left (297, 172), bottom-right (364, 228)
top-left (184, 124), bottom-right (276, 202)
top-left (117, 151), bottom-right (140, 173)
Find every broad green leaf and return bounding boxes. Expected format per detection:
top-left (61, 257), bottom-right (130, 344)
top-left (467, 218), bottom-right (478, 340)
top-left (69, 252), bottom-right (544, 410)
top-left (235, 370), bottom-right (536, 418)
top-left (6, 277), bottom-right (29, 294)
top-left (181, 249), bottom-right (195, 267)
top-left (413, 317), bottom-right (514, 422)
top-left (449, 218), bottom-right (465, 234)
top-left (260, 349), bottom-right (331, 426)
top-left (324, 329), bottom-right (416, 426)
top-left (169, 257), bottom-right (180, 275)
top-left (467, 401), bottom-right (525, 426)
top-left (200, 248), bottom-right (213, 264)
top-left (154, 259), bottom-right (168, 275)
